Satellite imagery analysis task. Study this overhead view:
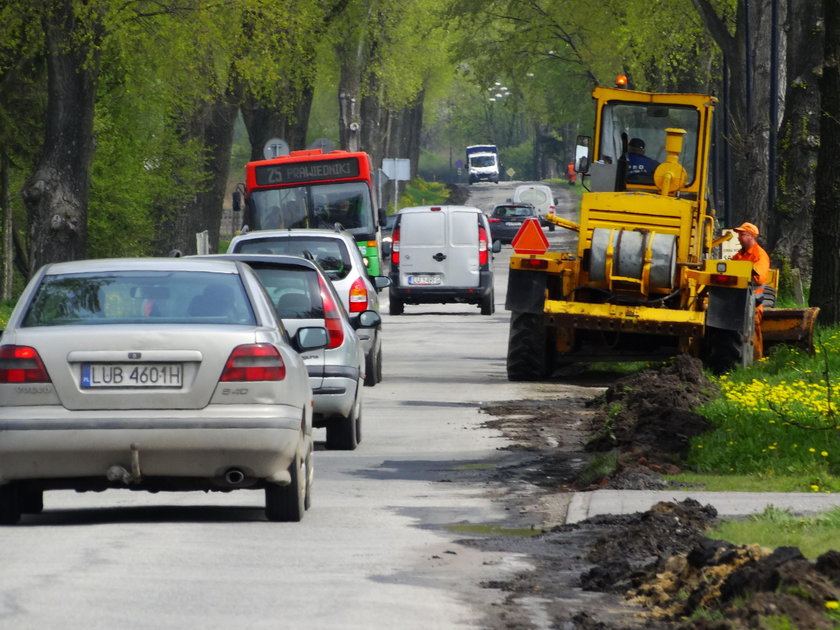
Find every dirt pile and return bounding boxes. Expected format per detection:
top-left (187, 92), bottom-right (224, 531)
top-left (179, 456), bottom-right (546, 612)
top-left (576, 498), bottom-right (840, 629)
top-left (584, 355), bottom-right (717, 487)
top-left (477, 354), bottom-right (840, 629)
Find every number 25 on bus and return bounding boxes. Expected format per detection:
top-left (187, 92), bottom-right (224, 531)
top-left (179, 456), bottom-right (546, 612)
top-left (235, 149), bottom-right (387, 275)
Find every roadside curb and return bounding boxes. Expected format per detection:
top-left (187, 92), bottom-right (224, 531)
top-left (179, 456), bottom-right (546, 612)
top-left (565, 490), bottom-right (840, 524)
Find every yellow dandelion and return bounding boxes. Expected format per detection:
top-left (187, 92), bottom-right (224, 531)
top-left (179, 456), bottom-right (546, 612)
top-left (822, 451), bottom-right (829, 457)
top-left (810, 448), bottom-right (816, 453)
top-left (811, 485), bottom-right (820, 492)
top-left (826, 600), bottom-right (839, 610)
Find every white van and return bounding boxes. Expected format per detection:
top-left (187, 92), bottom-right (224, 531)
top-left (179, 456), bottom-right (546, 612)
top-left (513, 184), bottom-right (557, 231)
top-left (387, 205), bottom-right (500, 315)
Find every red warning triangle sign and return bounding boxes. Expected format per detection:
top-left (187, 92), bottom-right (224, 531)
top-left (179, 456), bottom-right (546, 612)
top-left (511, 218), bottom-right (549, 255)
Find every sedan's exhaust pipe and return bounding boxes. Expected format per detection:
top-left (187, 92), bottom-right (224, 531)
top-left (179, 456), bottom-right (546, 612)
top-left (224, 469), bottom-right (246, 485)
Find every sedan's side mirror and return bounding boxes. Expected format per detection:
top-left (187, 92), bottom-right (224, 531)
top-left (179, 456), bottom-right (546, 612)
top-left (372, 276), bottom-right (391, 290)
top-left (294, 326), bottom-right (329, 351)
top-left (352, 310), bottom-right (382, 329)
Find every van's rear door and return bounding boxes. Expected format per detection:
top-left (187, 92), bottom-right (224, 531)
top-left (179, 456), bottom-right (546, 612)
top-left (398, 208), bottom-right (479, 288)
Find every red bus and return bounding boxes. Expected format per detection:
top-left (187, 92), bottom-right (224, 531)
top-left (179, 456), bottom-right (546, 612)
top-left (241, 149), bottom-right (386, 275)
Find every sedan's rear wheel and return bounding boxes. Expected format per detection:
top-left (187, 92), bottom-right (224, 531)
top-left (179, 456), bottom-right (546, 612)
top-left (326, 388), bottom-right (360, 450)
top-left (265, 450), bottom-right (305, 522)
top-left (304, 441), bottom-right (313, 511)
top-left (364, 340), bottom-right (380, 387)
top-left (0, 483), bottom-right (22, 525)
top-left (374, 347), bottom-right (383, 383)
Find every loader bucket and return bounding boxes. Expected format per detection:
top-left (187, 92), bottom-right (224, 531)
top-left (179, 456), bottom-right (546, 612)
top-left (761, 307), bottom-right (820, 354)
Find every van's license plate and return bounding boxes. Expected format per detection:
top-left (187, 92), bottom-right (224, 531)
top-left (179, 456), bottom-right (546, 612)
top-left (81, 364), bottom-right (183, 388)
top-left (407, 275), bottom-right (441, 286)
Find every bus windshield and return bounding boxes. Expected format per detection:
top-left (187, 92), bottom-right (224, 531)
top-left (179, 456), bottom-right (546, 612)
top-left (249, 182), bottom-right (375, 237)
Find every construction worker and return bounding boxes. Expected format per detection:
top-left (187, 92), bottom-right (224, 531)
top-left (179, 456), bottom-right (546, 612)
top-left (731, 222), bottom-right (770, 359)
top-left (566, 162), bottom-right (577, 185)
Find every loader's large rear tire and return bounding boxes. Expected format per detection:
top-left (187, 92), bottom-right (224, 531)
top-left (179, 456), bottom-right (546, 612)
top-left (507, 311), bottom-right (553, 381)
top-left (761, 285), bottom-right (776, 308)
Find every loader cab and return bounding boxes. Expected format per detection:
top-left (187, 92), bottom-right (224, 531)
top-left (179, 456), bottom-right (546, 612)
top-left (580, 87), bottom-right (715, 198)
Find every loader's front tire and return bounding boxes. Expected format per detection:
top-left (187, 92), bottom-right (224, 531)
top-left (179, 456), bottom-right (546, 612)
top-left (702, 326), bottom-right (753, 375)
top-left (507, 311), bottom-right (553, 381)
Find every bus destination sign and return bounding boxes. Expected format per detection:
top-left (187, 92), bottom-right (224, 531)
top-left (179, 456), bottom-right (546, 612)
top-left (255, 157), bottom-right (360, 186)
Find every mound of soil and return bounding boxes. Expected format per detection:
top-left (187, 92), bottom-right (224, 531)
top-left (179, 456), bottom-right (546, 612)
top-left (477, 354), bottom-right (840, 629)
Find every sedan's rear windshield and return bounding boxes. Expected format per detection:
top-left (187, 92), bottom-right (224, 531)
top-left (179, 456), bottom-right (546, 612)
top-left (492, 206), bottom-right (535, 218)
top-left (234, 237), bottom-right (352, 281)
top-left (22, 271), bottom-right (255, 327)
top-left (244, 266), bottom-right (325, 320)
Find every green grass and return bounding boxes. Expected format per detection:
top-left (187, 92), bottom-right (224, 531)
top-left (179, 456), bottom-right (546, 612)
top-left (708, 506), bottom-right (840, 559)
top-left (686, 325), bottom-right (840, 493)
top-left (666, 471), bottom-right (840, 493)
top-left (0, 300), bottom-right (13, 329)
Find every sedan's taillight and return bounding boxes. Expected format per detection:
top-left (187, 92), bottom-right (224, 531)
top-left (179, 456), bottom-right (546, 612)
top-left (391, 228), bottom-right (401, 265)
top-left (478, 226), bottom-right (489, 266)
top-left (220, 344), bottom-right (286, 381)
top-left (348, 277), bottom-right (368, 313)
top-left (0, 345), bottom-right (51, 383)
top-left (318, 276), bottom-right (345, 349)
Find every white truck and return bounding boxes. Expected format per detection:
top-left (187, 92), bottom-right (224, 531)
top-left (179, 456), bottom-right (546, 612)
top-left (465, 145), bottom-right (499, 184)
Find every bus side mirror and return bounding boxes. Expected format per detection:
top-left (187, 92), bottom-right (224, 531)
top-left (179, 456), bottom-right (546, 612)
top-left (232, 191), bottom-right (242, 212)
top-left (378, 208), bottom-right (387, 227)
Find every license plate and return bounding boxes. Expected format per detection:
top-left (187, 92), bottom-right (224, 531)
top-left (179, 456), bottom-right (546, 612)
top-left (407, 274), bottom-right (441, 286)
top-left (505, 221), bottom-right (522, 227)
top-left (81, 363), bottom-right (183, 388)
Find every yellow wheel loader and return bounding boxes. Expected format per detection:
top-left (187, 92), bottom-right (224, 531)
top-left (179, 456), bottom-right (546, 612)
top-left (505, 85), bottom-right (819, 379)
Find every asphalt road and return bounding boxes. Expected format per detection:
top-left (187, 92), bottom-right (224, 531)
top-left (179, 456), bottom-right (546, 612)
top-left (0, 181), bottom-right (585, 629)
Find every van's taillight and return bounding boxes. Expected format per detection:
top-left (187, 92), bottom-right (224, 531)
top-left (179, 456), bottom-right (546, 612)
top-left (0, 345), bottom-right (51, 383)
top-left (220, 344), bottom-right (286, 381)
top-left (348, 277), bottom-right (368, 313)
top-left (478, 226), bottom-right (489, 266)
top-left (391, 228), bottom-right (401, 265)
top-left (318, 276), bottom-right (345, 349)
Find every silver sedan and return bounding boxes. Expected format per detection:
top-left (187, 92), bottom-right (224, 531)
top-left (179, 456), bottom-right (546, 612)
top-left (0, 258), bottom-right (327, 524)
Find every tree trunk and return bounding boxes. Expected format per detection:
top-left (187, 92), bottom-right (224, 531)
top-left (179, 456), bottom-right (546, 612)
top-left (769, 0), bottom-right (821, 283)
top-left (810, 0), bottom-right (840, 323)
top-left (338, 34), bottom-right (366, 152)
top-left (2, 150), bottom-right (11, 300)
top-left (241, 85), bottom-right (314, 159)
top-left (21, 1), bottom-right (101, 276)
top-left (152, 96), bottom-right (238, 257)
top-left (693, 0), bottom-right (775, 230)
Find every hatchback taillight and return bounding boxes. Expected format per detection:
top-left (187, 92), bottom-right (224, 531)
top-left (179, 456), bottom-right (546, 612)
top-left (0, 345), bottom-right (51, 383)
top-left (348, 277), bottom-right (368, 313)
top-left (391, 228), bottom-right (401, 265)
top-left (220, 344), bottom-right (286, 382)
top-left (478, 226), bottom-right (489, 266)
top-left (318, 276), bottom-right (345, 349)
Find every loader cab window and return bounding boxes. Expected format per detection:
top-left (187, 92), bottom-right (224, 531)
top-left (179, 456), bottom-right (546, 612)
top-left (599, 102), bottom-right (700, 185)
